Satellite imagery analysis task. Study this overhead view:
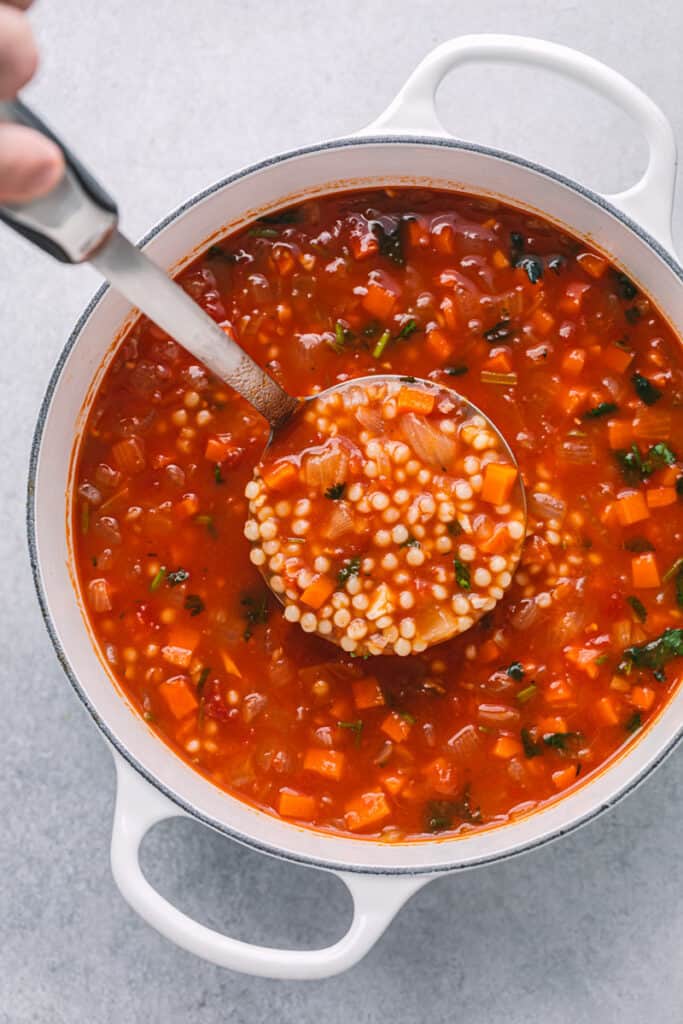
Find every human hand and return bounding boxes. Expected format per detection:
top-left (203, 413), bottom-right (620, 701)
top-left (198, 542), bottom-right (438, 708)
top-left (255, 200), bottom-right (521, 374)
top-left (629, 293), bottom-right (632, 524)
top-left (0, 0), bottom-right (62, 202)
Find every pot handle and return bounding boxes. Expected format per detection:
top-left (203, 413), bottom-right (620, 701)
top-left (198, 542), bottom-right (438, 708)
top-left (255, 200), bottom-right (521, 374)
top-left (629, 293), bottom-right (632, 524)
top-left (110, 755), bottom-right (429, 979)
top-left (362, 34), bottom-right (677, 252)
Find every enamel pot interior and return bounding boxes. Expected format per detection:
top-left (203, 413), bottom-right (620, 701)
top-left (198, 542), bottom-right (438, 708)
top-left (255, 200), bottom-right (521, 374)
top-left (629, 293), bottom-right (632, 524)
top-left (29, 137), bottom-right (683, 874)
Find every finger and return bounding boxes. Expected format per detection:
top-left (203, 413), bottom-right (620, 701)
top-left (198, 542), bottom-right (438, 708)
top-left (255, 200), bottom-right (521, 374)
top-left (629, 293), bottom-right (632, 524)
top-left (3, 2), bottom-right (35, 10)
top-left (0, 5), bottom-right (37, 98)
top-left (0, 122), bottom-right (62, 202)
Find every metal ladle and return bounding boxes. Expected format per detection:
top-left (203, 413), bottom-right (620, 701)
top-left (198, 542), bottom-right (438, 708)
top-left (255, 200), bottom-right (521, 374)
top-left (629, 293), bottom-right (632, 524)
top-left (0, 99), bottom-right (526, 653)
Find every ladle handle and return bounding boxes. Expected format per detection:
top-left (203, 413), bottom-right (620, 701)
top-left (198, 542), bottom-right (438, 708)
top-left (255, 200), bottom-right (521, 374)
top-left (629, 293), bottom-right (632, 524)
top-left (0, 99), bottom-right (298, 428)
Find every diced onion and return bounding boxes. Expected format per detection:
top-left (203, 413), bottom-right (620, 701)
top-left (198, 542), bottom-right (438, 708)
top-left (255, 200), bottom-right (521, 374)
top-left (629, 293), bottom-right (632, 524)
top-left (399, 413), bottom-right (457, 469)
top-left (510, 598), bottom-right (541, 631)
top-left (302, 440), bottom-right (348, 490)
top-left (88, 578), bottom-right (112, 613)
top-left (529, 491), bottom-right (567, 522)
top-left (414, 606), bottom-right (459, 644)
top-left (447, 724), bottom-right (482, 763)
top-left (322, 501), bottom-right (355, 539)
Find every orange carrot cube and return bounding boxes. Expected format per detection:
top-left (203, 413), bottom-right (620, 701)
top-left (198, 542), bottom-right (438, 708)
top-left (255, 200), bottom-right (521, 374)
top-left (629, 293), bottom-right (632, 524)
top-left (344, 790), bottom-right (391, 831)
top-left (362, 280), bottom-right (397, 320)
top-left (577, 252), bottom-right (608, 278)
top-left (381, 711), bottom-right (412, 743)
top-left (261, 459), bottom-right (298, 493)
top-left (352, 677), bottom-right (385, 709)
top-left (278, 790), bottom-right (317, 820)
top-left (607, 420), bottom-right (634, 449)
top-left (631, 552), bottom-right (661, 588)
top-left (492, 736), bottom-right (523, 759)
top-left (481, 463), bottom-right (518, 506)
top-left (396, 387), bottom-right (435, 415)
top-left (552, 766), bottom-right (578, 790)
top-left (596, 696), bottom-right (619, 726)
top-left (630, 686), bottom-right (656, 711)
top-left (646, 486), bottom-right (677, 508)
top-left (615, 490), bottom-right (650, 526)
top-left (561, 348), bottom-right (586, 376)
top-left (303, 748), bottom-right (346, 781)
top-left (158, 675), bottom-right (199, 719)
top-left (602, 346), bottom-right (634, 374)
top-left (300, 575), bottom-right (335, 610)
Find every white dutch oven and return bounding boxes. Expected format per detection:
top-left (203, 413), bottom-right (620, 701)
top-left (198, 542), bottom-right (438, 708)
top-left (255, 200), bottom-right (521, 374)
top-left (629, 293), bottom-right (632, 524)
top-left (28, 35), bottom-right (683, 978)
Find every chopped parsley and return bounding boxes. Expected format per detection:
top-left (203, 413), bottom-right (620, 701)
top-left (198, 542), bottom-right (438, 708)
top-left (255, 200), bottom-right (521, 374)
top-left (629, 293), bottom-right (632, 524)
top-left (624, 536), bottom-right (655, 553)
top-left (167, 568), bottom-right (190, 587)
top-left (184, 594), bottom-right (205, 616)
top-left (400, 375), bottom-right (417, 383)
top-left (371, 219), bottom-right (405, 266)
top-left (425, 785), bottom-right (481, 831)
top-left (484, 319), bottom-right (514, 344)
top-left (337, 557), bottom-right (361, 586)
top-left (195, 514), bottom-right (218, 538)
top-left (214, 463), bottom-right (225, 485)
top-left (454, 557), bottom-right (471, 590)
top-left (632, 371), bottom-right (662, 406)
top-left (445, 364), bottom-right (468, 377)
top-left (515, 254), bottom-right (544, 284)
top-left (447, 520), bottom-right (464, 537)
top-left (616, 273), bottom-right (637, 300)
top-left (506, 661), bottom-right (525, 681)
top-left (258, 207), bottom-right (302, 225)
top-left (196, 666), bottom-right (211, 696)
top-left (623, 627), bottom-right (683, 678)
top-left (241, 593), bottom-right (270, 639)
top-left (627, 595), bottom-right (647, 622)
top-left (543, 731), bottom-right (581, 751)
top-left (663, 558), bottom-right (683, 607)
top-left (398, 319), bottom-right (418, 339)
top-left (249, 225), bottom-right (279, 239)
top-left (547, 254), bottom-right (566, 274)
top-left (625, 306), bottom-right (641, 324)
top-left (401, 534), bottom-right (420, 548)
top-left (338, 719), bottom-right (364, 746)
top-left (625, 710), bottom-right (642, 733)
top-left (615, 442), bottom-right (677, 485)
top-left (521, 728), bottom-right (541, 759)
top-left (582, 401), bottom-right (619, 420)
top-left (325, 482), bottom-right (346, 500)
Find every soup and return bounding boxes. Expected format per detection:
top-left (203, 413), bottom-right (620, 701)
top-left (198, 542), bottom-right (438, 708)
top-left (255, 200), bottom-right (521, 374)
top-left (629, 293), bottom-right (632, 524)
top-left (73, 188), bottom-right (683, 839)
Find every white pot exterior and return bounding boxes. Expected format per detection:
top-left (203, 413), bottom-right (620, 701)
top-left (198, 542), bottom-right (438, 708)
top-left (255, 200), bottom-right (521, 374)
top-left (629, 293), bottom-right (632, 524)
top-left (27, 36), bottom-right (683, 977)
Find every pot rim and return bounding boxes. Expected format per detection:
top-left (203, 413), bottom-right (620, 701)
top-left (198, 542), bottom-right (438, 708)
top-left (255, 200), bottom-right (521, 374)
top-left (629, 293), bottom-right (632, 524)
top-left (27, 132), bottom-right (683, 875)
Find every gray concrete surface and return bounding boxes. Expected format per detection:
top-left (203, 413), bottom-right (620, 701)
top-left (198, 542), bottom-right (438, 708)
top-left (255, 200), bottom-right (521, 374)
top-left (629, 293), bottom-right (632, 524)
top-left (2, 1), bottom-right (683, 1021)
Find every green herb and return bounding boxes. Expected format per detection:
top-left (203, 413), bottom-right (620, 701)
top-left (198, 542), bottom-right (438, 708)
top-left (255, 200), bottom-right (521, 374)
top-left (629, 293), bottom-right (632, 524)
top-left (184, 594), bottom-right (205, 617)
top-left (91, 557), bottom-right (98, 567)
top-left (362, 321), bottom-right (380, 338)
top-left (249, 226), bottom-right (279, 238)
top-left (616, 273), bottom-right (637, 300)
top-left (625, 710), bottom-right (642, 733)
top-left (484, 319), bottom-right (514, 344)
top-left (401, 534), bottom-right (420, 548)
top-left (400, 376), bottom-right (417, 383)
top-left (150, 566), bottom-right (167, 591)
top-left (447, 520), bottom-right (463, 537)
top-left (371, 220), bottom-right (405, 266)
top-left (582, 401), bottom-right (619, 420)
top-left (372, 329), bottom-right (392, 359)
top-left (615, 444), bottom-right (647, 484)
top-left (627, 595), bottom-right (647, 622)
top-left (632, 372), bottom-right (662, 406)
top-left (663, 558), bottom-right (683, 607)
top-left (425, 785), bottom-right (481, 831)
top-left (649, 441), bottom-right (677, 467)
top-left (325, 482), bottom-right (346, 500)
top-left (196, 666), bottom-right (211, 696)
top-left (510, 231), bottom-right (525, 258)
top-left (398, 319), bottom-right (418, 339)
top-left (677, 477), bottom-right (683, 500)
top-left (521, 728), bottom-right (541, 758)
top-left (206, 245), bottom-right (236, 263)
top-left (258, 207), bottom-right (302, 225)
top-left (445, 364), bottom-right (468, 377)
top-left (516, 683), bottom-right (538, 703)
top-left (338, 719), bottom-right (364, 746)
top-left (543, 731), bottom-right (581, 751)
top-left (594, 653), bottom-right (610, 666)
top-left (214, 463), bottom-right (225, 485)
top-left (399, 712), bottom-right (416, 724)
top-left (337, 557), bottom-right (361, 586)
top-left (623, 627), bottom-right (683, 677)
top-left (167, 568), bottom-right (189, 587)
top-left (547, 254), bottom-right (566, 274)
top-left (515, 254), bottom-right (543, 284)
top-left (195, 514), bottom-right (218, 538)
top-left (624, 536), bottom-right (655, 553)
top-left (454, 557), bottom-right (471, 590)
top-left (506, 661), bottom-right (525, 681)
top-left (328, 321), bottom-right (351, 355)
top-left (241, 593), bottom-right (270, 639)
top-left (625, 306), bottom-right (641, 324)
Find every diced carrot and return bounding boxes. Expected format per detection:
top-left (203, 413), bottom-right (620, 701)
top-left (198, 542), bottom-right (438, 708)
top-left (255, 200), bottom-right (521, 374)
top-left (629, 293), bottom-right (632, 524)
top-left (559, 281), bottom-right (591, 313)
top-left (564, 646), bottom-right (601, 679)
top-left (596, 695), bottom-right (619, 726)
top-left (479, 523), bottom-right (514, 554)
top-left (630, 686), bottom-right (656, 711)
top-left (531, 308), bottom-right (555, 336)
top-left (396, 387), bottom-right (435, 415)
top-left (633, 409), bottom-right (672, 441)
top-left (303, 748), bottom-right (345, 781)
top-left (646, 486), bottom-right (677, 508)
top-left (431, 223), bottom-right (456, 254)
top-left (577, 252), bottom-right (608, 278)
top-left (344, 790), bottom-right (391, 831)
top-left (552, 766), bottom-right (578, 790)
top-left (278, 790), bottom-right (317, 820)
top-left (538, 715), bottom-right (568, 734)
top-left (158, 675), bottom-right (199, 719)
top-left (221, 650), bottom-right (242, 678)
top-left (381, 711), bottom-right (412, 743)
top-left (379, 772), bottom-right (406, 796)
top-left (631, 552), bottom-right (661, 588)
top-left (492, 248), bottom-right (510, 269)
top-left (112, 435), bottom-right (146, 474)
top-left (261, 459), bottom-right (298, 493)
top-left (425, 328), bottom-right (453, 361)
top-left (349, 231), bottom-right (379, 261)
top-left (659, 465), bottom-right (680, 486)
top-left (362, 280), bottom-right (397, 320)
top-left (422, 756), bottom-right (459, 795)
top-left (602, 345), bottom-right (634, 374)
top-left (483, 348), bottom-right (513, 373)
top-left (607, 419), bottom-right (634, 449)
top-left (300, 575), bottom-right (335, 610)
top-left (615, 490), bottom-right (650, 526)
top-left (561, 385), bottom-right (589, 415)
top-left (492, 736), bottom-right (523, 759)
top-left (175, 493), bottom-right (200, 520)
top-left (561, 348), bottom-right (586, 376)
top-left (481, 463), bottom-right (518, 506)
top-left (352, 677), bottom-right (385, 710)
top-left (545, 678), bottom-right (575, 704)
top-left (479, 639), bottom-right (501, 664)
top-left (204, 435), bottom-right (234, 462)
top-left (167, 625), bottom-right (200, 653)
